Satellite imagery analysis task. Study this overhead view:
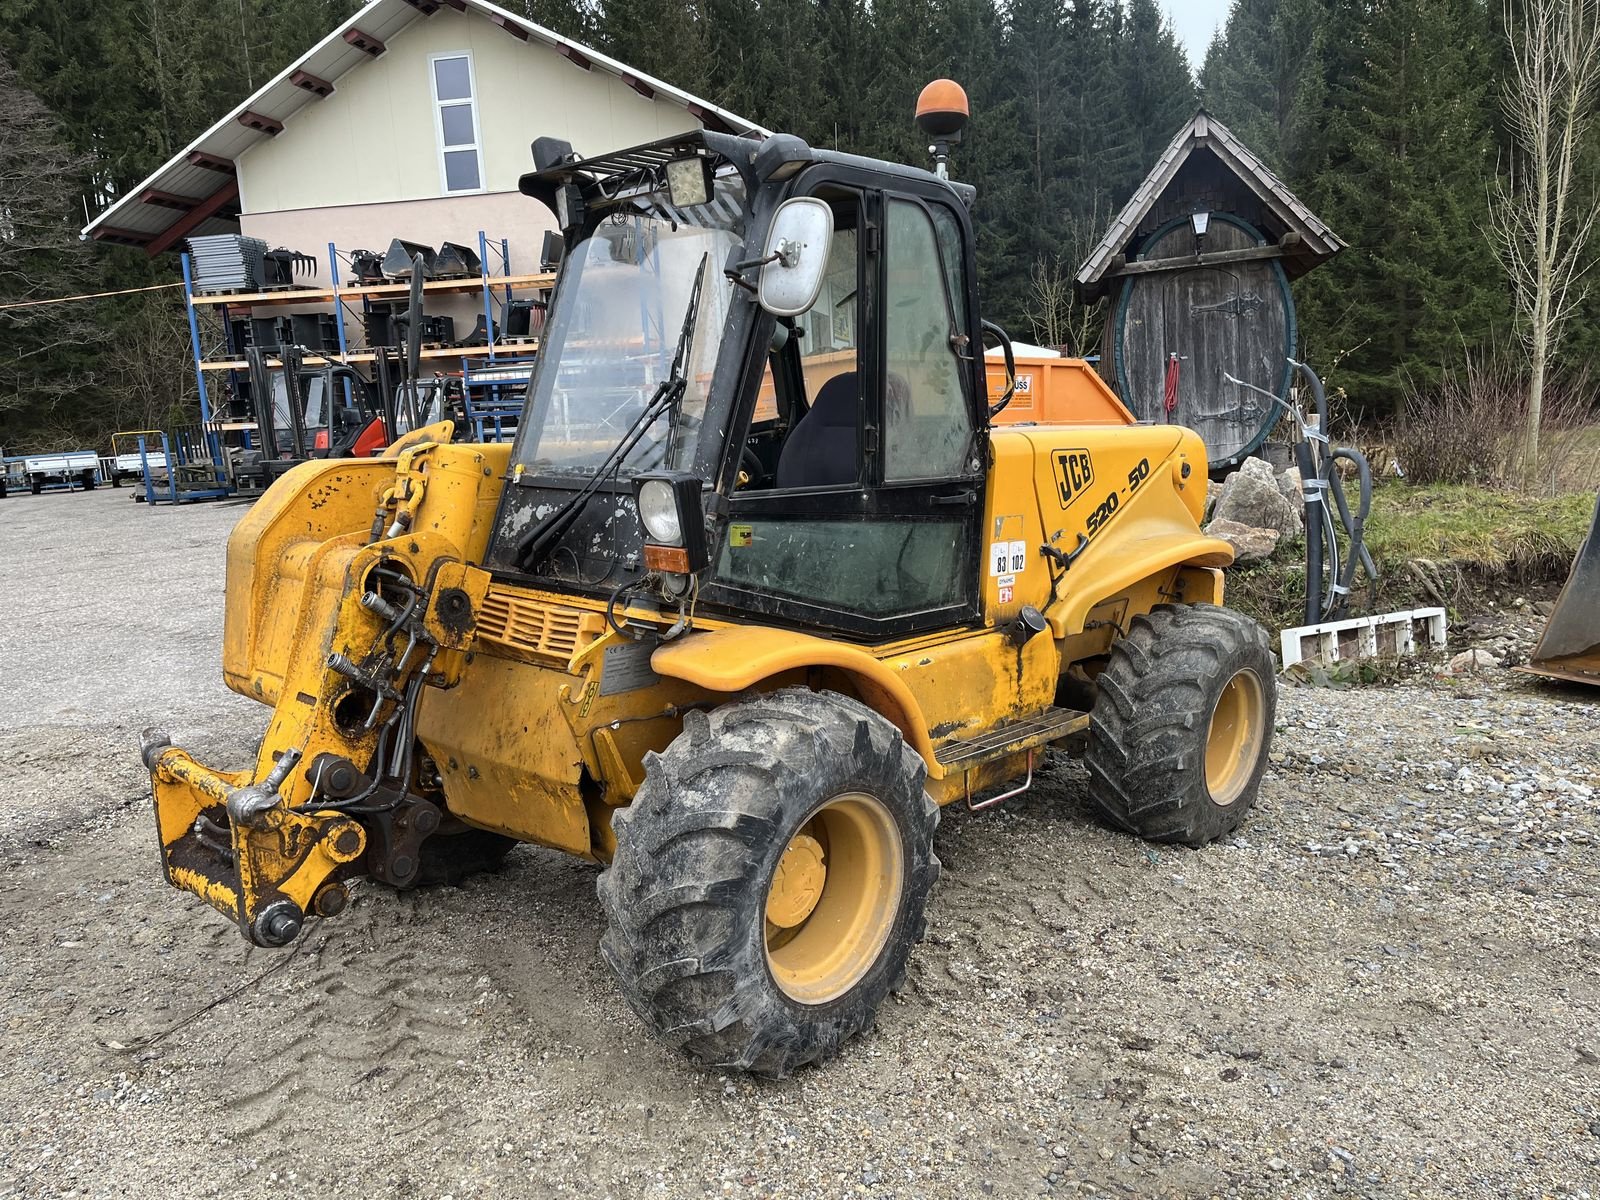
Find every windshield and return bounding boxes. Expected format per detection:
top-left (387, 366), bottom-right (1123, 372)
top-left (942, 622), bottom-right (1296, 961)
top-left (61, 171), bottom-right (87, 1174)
top-left (267, 372), bottom-right (368, 455)
top-left (271, 374), bottom-right (326, 433)
top-left (512, 177), bottom-right (747, 477)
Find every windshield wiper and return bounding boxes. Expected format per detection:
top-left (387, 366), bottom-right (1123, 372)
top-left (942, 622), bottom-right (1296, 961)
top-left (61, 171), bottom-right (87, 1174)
top-left (514, 252), bottom-right (711, 571)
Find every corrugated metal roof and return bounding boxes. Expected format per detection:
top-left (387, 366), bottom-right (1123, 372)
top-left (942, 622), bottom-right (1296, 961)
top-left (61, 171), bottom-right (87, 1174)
top-left (1075, 110), bottom-right (1344, 291)
top-left (82, 0), bottom-right (765, 250)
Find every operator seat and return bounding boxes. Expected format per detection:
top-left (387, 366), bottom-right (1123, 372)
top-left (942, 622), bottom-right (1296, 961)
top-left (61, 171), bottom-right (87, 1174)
top-left (775, 372), bottom-right (859, 488)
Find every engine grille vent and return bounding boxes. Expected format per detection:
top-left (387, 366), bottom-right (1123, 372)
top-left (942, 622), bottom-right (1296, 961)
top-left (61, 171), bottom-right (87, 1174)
top-left (474, 586), bottom-right (603, 667)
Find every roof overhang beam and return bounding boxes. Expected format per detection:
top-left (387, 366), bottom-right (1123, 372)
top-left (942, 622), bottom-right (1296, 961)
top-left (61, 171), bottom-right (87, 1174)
top-left (237, 109), bottom-right (285, 135)
top-left (92, 226), bottom-right (153, 248)
top-left (187, 151), bottom-right (236, 173)
top-left (144, 178), bottom-right (242, 257)
top-left (290, 69), bottom-right (335, 97)
top-left (140, 189), bottom-right (200, 210)
top-left (343, 27), bottom-right (387, 55)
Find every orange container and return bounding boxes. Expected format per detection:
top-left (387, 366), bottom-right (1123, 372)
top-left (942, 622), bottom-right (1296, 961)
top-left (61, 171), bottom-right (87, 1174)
top-left (985, 355), bottom-right (1135, 427)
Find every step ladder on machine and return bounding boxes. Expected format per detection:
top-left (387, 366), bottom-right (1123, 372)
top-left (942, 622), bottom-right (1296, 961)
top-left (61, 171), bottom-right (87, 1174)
top-left (935, 706), bottom-right (1088, 809)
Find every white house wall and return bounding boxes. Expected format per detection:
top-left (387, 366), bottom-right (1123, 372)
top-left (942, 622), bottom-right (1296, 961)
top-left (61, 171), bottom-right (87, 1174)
top-left (231, 5), bottom-right (703, 342)
top-left (238, 6), bottom-right (699, 213)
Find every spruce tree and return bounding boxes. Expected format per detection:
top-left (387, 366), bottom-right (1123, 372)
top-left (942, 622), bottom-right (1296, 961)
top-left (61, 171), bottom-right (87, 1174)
top-left (1300, 0), bottom-right (1504, 411)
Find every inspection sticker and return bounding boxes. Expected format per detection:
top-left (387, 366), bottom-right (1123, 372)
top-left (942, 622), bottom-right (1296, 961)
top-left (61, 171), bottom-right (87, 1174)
top-left (991, 539), bottom-right (1029, 576)
top-left (729, 523), bottom-right (753, 547)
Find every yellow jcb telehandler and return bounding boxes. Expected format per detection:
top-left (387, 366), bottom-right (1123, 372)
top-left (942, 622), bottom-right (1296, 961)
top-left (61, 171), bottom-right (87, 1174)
top-left (140, 82), bottom-right (1276, 1075)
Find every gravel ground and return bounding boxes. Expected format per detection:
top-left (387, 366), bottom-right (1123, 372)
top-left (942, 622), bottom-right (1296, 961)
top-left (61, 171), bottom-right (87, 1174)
top-left (2, 488), bottom-right (1598, 1200)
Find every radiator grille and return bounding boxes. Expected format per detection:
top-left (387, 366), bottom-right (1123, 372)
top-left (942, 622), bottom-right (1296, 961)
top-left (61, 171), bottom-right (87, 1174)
top-left (474, 587), bottom-right (603, 667)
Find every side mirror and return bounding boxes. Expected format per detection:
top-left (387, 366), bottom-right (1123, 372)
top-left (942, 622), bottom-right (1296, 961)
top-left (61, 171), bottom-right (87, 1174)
top-left (756, 198), bottom-right (833, 317)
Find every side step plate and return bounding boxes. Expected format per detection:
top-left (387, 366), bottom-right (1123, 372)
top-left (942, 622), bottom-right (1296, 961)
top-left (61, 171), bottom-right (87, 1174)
top-left (934, 706), bottom-right (1088, 771)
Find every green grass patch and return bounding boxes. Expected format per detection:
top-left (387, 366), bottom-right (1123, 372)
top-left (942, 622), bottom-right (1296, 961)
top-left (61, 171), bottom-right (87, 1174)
top-left (1361, 483), bottom-right (1593, 573)
top-left (1223, 482), bottom-right (1596, 632)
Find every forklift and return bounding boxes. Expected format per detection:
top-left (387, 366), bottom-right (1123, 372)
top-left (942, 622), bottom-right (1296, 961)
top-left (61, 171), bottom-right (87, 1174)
top-left (233, 264), bottom-right (463, 493)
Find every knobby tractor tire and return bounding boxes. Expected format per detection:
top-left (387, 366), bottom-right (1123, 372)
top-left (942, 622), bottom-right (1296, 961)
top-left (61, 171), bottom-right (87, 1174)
top-left (597, 688), bottom-right (940, 1077)
top-left (1086, 603), bottom-right (1276, 847)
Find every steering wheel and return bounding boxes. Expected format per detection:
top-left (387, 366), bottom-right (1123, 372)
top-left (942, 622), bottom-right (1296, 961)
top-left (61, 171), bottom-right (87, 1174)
top-left (738, 443), bottom-right (764, 487)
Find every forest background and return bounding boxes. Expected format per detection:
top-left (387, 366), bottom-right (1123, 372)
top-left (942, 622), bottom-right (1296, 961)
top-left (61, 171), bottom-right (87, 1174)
top-left (0, 0), bottom-right (1592, 458)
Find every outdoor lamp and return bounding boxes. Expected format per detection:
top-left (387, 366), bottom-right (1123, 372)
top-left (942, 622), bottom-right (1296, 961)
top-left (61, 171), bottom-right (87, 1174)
top-left (665, 156), bottom-right (714, 209)
top-left (1190, 208), bottom-right (1211, 238)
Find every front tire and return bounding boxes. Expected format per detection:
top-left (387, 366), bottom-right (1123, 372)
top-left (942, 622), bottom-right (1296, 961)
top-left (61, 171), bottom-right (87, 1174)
top-left (1086, 604), bottom-right (1276, 846)
top-left (598, 688), bottom-right (940, 1077)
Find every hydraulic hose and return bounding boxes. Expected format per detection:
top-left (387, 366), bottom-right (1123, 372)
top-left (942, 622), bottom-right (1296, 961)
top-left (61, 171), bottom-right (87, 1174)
top-left (1228, 359), bottom-right (1378, 623)
top-left (1325, 447), bottom-right (1375, 618)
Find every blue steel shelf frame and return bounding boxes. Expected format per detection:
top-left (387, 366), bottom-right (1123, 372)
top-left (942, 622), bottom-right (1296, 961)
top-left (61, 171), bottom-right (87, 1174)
top-left (179, 230), bottom-right (546, 493)
top-left (179, 252), bottom-right (233, 495)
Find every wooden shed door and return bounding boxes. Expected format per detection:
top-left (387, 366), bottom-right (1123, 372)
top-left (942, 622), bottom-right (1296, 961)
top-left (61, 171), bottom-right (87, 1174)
top-left (1113, 215), bottom-right (1293, 469)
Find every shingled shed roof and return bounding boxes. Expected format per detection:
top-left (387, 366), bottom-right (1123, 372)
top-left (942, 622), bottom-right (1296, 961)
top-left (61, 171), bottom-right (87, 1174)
top-left (81, 0), bottom-right (764, 255)
top-left (1075, 110), bottom-right (1343, 302)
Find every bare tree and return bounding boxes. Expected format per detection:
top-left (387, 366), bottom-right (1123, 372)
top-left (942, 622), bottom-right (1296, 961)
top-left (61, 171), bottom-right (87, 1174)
top-left (1490, 0), bottom-right (1600, 488)
top-left (0, 55), bottom-right (108, 446)
top-left (1022, 253), bottom-right (1074, 348)
top-left (1023, 200), bottom-right (1107, 355)
top-left (100, 290), bottom-right (199, 433)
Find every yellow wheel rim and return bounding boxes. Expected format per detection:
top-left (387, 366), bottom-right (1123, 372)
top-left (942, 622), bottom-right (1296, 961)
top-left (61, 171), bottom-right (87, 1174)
top-left (764, 793), bottom-right (903, 1005)
top-left (1205, 668), bottom-right (1267, 807)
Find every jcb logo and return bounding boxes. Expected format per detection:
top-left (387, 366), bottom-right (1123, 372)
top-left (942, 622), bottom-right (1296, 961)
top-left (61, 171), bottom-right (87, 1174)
top-left (1052, 449), bottom-right (1094, 508)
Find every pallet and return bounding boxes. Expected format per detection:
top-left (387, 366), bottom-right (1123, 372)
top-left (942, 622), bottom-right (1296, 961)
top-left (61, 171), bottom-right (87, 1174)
top-left (195, 284), bottom-right (325, 298)
top-left (1279, 608), bottom-right (1448, 668)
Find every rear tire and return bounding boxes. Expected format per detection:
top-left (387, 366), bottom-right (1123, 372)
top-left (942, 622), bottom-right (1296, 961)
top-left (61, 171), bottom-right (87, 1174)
top-left (1086, 604), bottom-right (1276, 846)
top-left (598, 688), bottom-right (940, 1077)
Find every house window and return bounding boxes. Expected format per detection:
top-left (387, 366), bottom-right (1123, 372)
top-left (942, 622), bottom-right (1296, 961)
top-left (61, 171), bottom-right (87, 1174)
top-left (430, 53), bottom-right (482, 193)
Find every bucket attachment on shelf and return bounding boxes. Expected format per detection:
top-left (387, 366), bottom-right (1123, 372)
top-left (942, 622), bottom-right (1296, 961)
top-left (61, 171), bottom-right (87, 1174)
top-left (435, 240), bottom-right (482, 278)
top-left (382, 238), bottom-right (437, 280)
top-left (348, 248), bottom-right (385, 283)
top-left (263, 247), bottom-right (318, 287)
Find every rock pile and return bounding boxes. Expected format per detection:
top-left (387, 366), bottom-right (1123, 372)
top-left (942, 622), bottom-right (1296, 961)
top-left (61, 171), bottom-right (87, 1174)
top-left (1204, 456), bottom-right (1304, 565)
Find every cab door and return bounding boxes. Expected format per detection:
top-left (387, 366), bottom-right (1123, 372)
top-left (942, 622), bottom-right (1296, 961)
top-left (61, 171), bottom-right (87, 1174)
top-left (704, 172), bottom-right (987, 641)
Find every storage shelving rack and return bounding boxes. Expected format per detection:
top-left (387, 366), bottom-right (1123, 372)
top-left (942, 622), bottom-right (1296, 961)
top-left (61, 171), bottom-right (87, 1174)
top-left (178, 229), bottom-right (550, 465)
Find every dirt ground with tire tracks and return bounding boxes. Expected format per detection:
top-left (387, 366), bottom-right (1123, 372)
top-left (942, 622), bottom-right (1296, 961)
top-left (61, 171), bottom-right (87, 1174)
top-left (2, 488), bottom-right (1598, 1199)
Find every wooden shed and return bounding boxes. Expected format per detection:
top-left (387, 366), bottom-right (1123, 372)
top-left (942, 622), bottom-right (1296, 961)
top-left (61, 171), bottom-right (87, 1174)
top-left (1076, 111), bottom-right (1343, 470)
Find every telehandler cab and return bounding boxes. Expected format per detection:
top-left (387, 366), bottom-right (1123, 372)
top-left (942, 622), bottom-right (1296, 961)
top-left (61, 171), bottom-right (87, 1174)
top-left (141, 82), bottom-right (1276, 1075)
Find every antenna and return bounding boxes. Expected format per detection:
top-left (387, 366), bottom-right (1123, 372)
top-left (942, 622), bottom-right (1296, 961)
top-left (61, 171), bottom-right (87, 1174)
top-left (914, 79), bottom-right (970, 180)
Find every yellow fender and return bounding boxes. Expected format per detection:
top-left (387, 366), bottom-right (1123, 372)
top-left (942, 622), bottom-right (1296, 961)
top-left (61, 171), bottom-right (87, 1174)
top-left (1049, 468), bottom-right (1234, 636)
top-left (224, 458), bottom-right (399, 699)
top-left (650, 626), bottom-right (938, 769)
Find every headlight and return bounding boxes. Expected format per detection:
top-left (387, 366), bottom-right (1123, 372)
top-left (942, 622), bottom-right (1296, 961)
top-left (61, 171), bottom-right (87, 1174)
top-left (632, 471), bottom-right (710, 575)
top-left (637, 479), bottom-right (682, 544)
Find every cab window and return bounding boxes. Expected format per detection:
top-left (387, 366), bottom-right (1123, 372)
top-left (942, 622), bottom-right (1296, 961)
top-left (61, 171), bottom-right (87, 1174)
top-left (883, 199), bottom-right (973, 482)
